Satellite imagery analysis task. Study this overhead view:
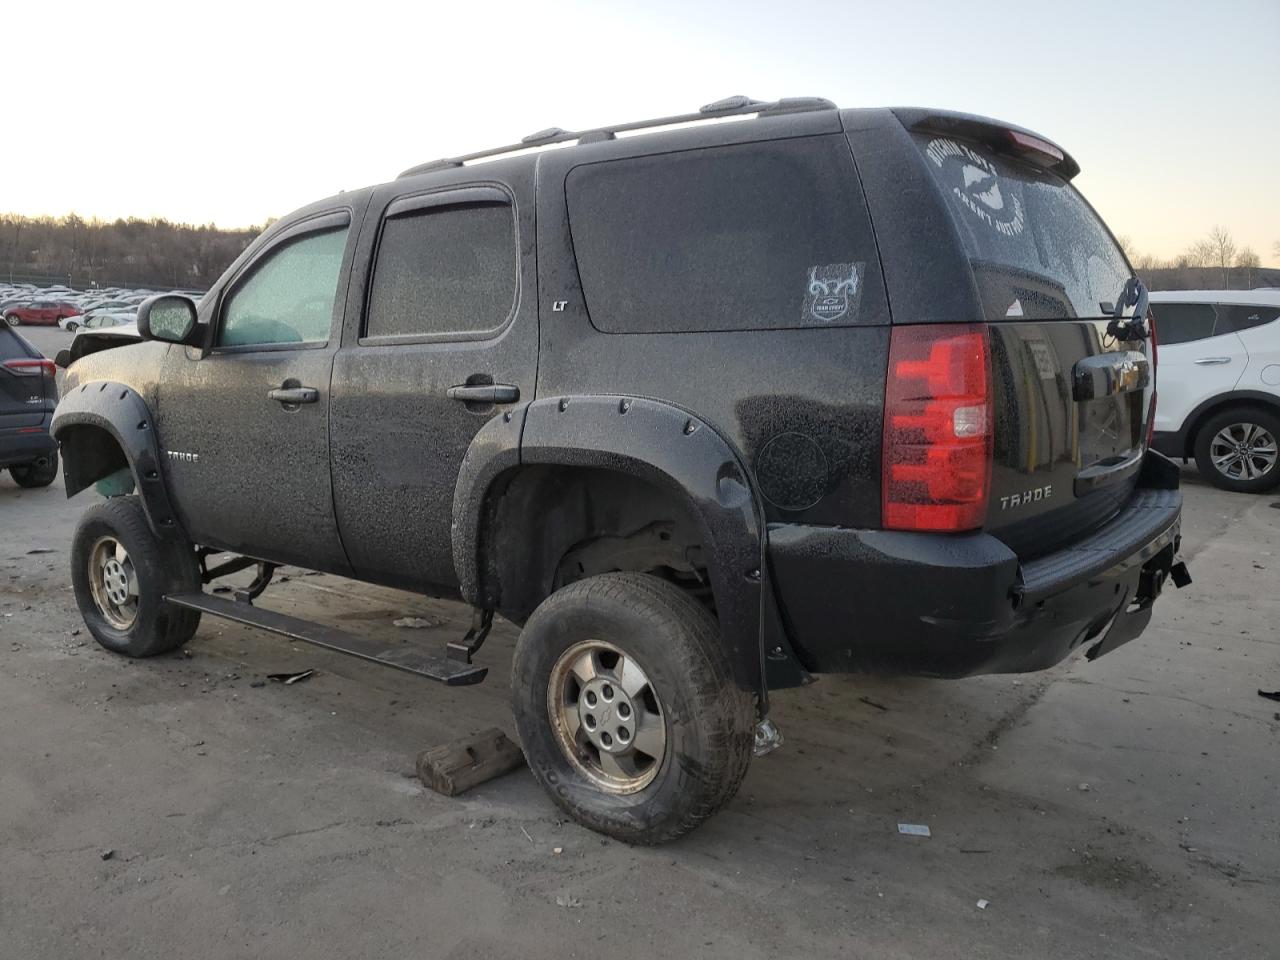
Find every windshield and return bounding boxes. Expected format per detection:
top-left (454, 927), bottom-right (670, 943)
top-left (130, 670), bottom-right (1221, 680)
top-left (915, 134), bottom-right (1133, 321)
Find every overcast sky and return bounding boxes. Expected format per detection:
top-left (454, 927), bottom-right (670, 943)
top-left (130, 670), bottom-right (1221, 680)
top-left (7, 0), bottom-right (1278, 264)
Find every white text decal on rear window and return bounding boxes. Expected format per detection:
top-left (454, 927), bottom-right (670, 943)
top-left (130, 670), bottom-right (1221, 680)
top-left (925, 138), bottom-right (1025, 239)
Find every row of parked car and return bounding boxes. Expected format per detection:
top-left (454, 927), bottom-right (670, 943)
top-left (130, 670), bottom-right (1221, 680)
top-left (0, 283), bottom-right (205, 333)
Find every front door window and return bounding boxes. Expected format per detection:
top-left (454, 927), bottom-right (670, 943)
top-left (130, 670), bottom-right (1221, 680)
top-left (220, 227), bottom-right (348, 348)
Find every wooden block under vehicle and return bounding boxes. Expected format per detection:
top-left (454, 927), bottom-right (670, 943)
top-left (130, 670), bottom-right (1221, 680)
top-left (416, 728), bottom-right (525, 797)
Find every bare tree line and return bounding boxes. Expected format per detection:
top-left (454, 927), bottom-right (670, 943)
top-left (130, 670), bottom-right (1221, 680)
top-left (4, 212), bottom-right (1276, 296)
top-left (1120, 226), bottom-right (1277, 290)
top-left (2, 213), bottom-right (265, 290)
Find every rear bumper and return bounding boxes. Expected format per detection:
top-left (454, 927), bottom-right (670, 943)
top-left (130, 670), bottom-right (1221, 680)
top-left (0, 415), bottom-right (58, 467)
top-left (769, 453), bottom-right (1186, 678)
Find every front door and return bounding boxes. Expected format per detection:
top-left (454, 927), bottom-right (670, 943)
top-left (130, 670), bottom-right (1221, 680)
top-left (155, 209), bottom-right (360, 574)
top-left (330, 179), bottom-right (538, 594)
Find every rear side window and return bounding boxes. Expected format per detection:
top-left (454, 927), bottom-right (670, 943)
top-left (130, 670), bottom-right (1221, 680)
top-left (365, 202), bottom-right (517, 339)
top-left (565, 136), bottom-right (887, 333)
top-left (1216, 304), bottom-right (1280, 334)
top-left (915, 135), bottom-right (1132, 322)
top-left (1152, 303), bottom-right (1216, 345)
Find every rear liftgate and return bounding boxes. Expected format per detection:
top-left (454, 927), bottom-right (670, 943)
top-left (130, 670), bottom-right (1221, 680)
top-left (166, 554), bottom-right (494, 686)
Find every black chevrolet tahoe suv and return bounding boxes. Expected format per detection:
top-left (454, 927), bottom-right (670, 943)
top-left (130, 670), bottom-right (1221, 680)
top-left (53, 96), bottom-right (1189, 843)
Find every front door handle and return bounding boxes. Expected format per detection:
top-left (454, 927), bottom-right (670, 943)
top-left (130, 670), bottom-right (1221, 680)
top-left (268, 386), bottom-right (319, 404)
top-left (446, 383), bottom-right (520, 404)
top-left (1193, 357), bottom-right (1232, 365)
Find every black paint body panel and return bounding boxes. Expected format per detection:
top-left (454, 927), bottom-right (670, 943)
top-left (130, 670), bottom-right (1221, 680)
top-left (533, 116), bottom-right (890, 532)
top-left (330, 163), bottom-right (539, 593)
top-left (770, 459), bottom-right (1181, 677)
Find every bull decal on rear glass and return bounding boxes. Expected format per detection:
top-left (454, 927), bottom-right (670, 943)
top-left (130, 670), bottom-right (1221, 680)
top-left (803, 262), bottom-right (865, 323)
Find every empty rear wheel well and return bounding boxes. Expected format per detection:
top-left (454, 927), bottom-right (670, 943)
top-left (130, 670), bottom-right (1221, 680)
top-left (478, 465), bottom-right (714, 623)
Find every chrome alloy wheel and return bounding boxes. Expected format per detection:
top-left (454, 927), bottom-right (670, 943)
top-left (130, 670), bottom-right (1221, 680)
top-left (547, 640), bottom-right (667, 794)
top-left (1210, 422), bottom-right (1279, 481)
top-left (88, 536), bottom-right (139, 630)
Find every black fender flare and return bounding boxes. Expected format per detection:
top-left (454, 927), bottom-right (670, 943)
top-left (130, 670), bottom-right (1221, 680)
top-left (51, 381), bottom-right (186, 540)
top-left (452, 395), bottom-right (812, 700)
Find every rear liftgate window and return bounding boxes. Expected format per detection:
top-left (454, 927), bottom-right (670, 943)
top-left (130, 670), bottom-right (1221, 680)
top-left (565, 136), bottom-right (887, 333)
top-left (916, 135), bottom-right (1133, 322)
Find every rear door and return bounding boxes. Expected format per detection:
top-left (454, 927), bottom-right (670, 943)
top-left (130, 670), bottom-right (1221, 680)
top-left (1221, 302), bottom-right (1280, 395)
top-left (330, 174), bottom-right (537, 594)
top-left (903, 124), bottom-right (1157, 557)
top-left (1151, 301), bottom-right (1247, 434)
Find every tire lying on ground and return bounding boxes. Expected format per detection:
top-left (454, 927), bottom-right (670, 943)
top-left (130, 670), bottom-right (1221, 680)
top-left (511, 572), bottom-right (755, 844)
top-left (70, 494), bottom-right (202, 657)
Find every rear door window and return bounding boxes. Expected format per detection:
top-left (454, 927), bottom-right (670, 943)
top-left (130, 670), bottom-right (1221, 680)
top-left (915, 135), bottom-right (1132, 322)
top-left (1215, 304), bottom-right (1280, 334)
top-left (364, 202), bottom-right (517, 340)
top-left (1152, 303), bottom-right (1217, 345)
top-left (565, 136), bottom-right (887, 333)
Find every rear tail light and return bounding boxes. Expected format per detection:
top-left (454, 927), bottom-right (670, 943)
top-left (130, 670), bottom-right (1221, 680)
top-left (882, 323), bottom-right (992, 532)
top-left (2, 358), bottom-right (56, 377)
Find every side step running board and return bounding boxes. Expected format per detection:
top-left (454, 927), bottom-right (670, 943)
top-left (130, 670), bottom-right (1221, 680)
top-left (165, 592), bottom-right (488, 686)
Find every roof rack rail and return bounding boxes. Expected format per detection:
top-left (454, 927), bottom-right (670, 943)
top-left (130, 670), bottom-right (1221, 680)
top-left (397, 95), bottom-right (836, 179)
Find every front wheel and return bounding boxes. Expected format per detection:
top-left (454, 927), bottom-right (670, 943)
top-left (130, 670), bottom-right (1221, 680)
top-left (64, 320), bottom-right (80, 333)
top-left (4, 314), bottom-right (18, 327)
top-left (9, 452), bottom-right (58, 488)
top-left (71, 495), bottom-right (202, 657)
top-left (511, 572), bottom-right (754, 844)
top-left (1194, 407), bottom-right (1280, 493)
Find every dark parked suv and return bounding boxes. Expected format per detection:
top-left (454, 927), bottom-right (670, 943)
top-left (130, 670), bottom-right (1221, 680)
top-left (1, 324), bottom-right (59, 486)
top-left (52, 97), bottom-right (1189, 842)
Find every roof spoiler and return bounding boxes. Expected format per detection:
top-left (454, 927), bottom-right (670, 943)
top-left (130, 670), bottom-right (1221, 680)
top-left (894, 108), bottom-right (1081, 180)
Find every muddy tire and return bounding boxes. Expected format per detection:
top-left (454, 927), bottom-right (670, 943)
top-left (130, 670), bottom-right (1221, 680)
top-left (1193, 407), bottom-right (1280, 493)
top-left (70, 495), bottom-right (202, 657)
top-left (511, 572), bottom-right (754, 844)
top-left (9, 452), bottom-right (58, 488)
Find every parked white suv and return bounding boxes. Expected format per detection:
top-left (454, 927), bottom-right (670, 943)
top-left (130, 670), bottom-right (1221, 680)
top-left (1150, 290), bottom-right (1280, 492)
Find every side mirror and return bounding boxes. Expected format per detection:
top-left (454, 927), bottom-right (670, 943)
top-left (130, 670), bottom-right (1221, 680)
top-left (137, 294), bottom-right (199, 344)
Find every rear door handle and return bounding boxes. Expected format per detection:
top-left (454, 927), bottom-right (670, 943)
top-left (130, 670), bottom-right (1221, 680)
top-left (1193, 357), bottom-right (1232, 365)
top-left (447, 384), bottom-right (520, 404)
top-left (268, 386), bottom-right (319, 404)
